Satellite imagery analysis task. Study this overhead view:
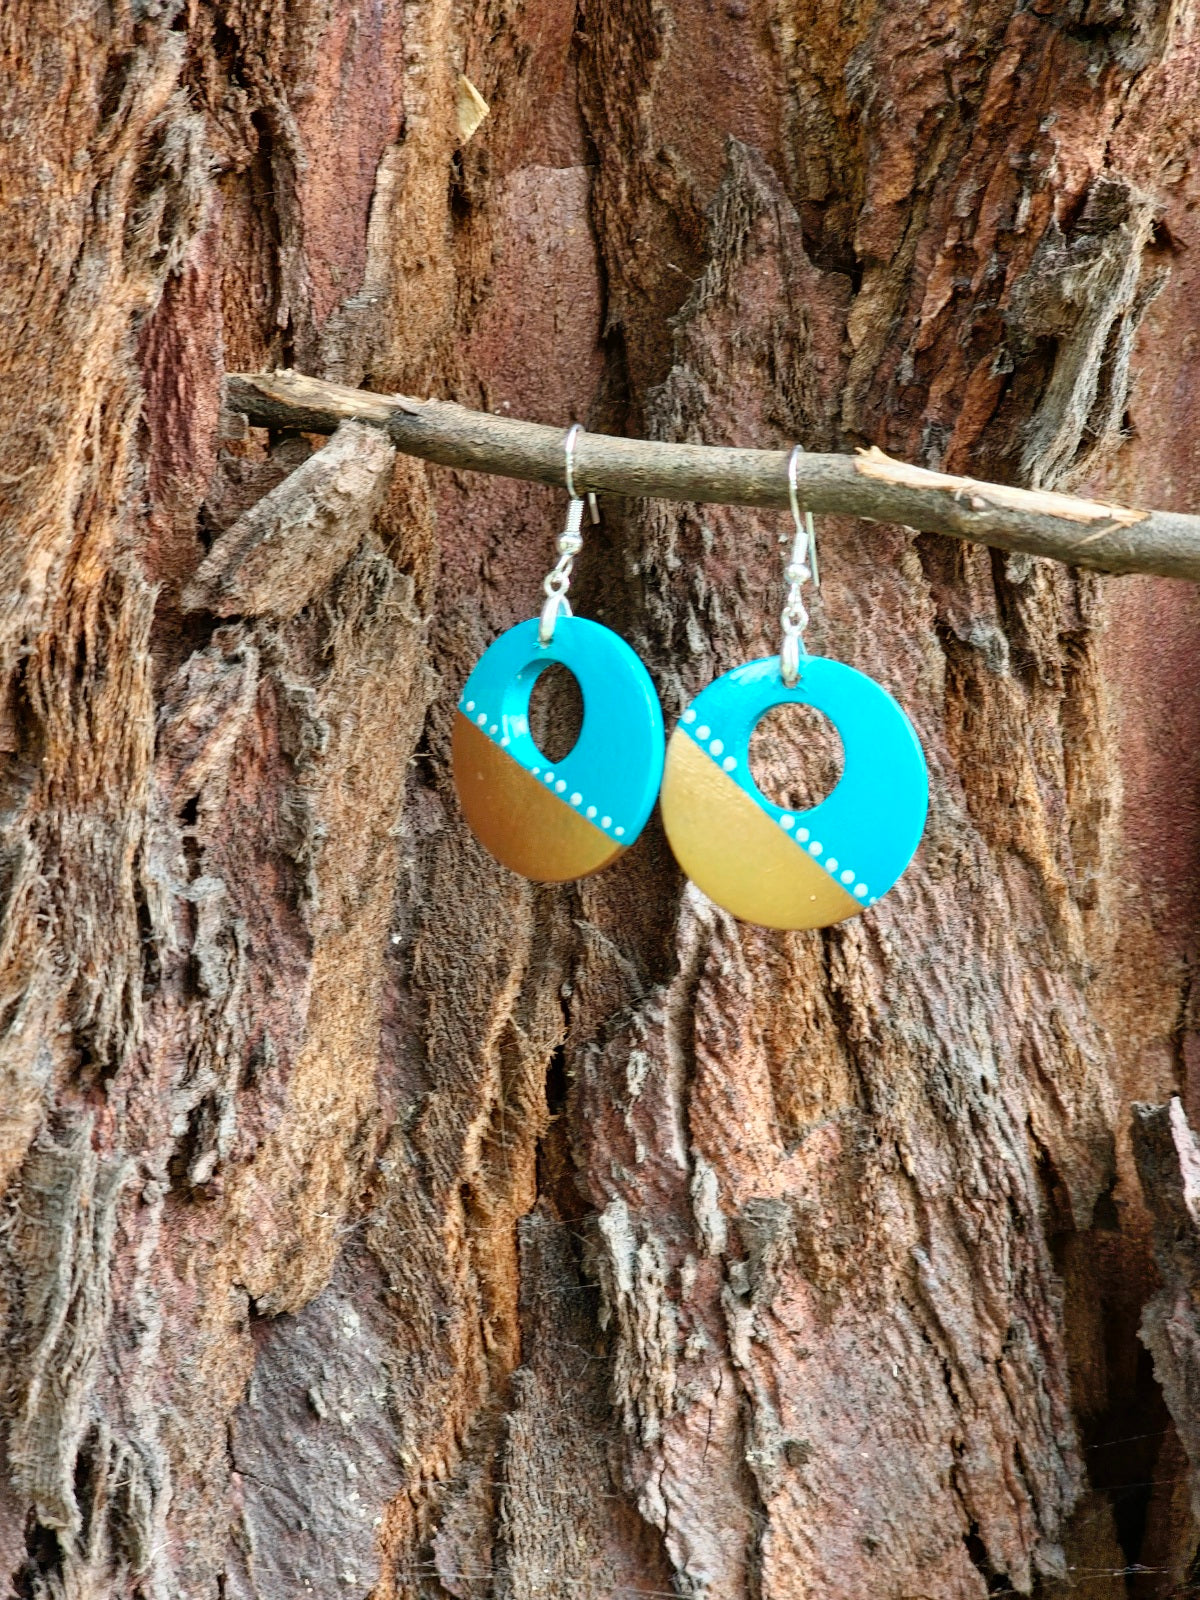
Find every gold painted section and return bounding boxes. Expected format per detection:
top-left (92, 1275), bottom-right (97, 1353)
top-left (660, 731), bottom-right (863, 929)
top-left (452, 713), bottom-right (623, 882)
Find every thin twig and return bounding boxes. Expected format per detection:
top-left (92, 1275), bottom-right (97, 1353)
top-left (225, 370), bottom-right (1200, 582)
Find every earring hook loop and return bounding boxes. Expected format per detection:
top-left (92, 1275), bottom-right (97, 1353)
top-left (564, 422), bottom-right (582, 501)
top-left (781, 445), bottom-right (818, 687)
top-left (539, 425), bottom-right (598, 645)
top-left (787, 445), bottom-right (819, 589)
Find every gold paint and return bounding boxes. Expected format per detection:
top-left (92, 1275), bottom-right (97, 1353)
top-left (660, 731), bottom-right (863, 929)
top-left (452, 713), bottom-right (623, 882)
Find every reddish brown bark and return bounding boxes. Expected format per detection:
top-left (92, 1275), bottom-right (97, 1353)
top-left (2, 1), bottom-right (1200, 1597)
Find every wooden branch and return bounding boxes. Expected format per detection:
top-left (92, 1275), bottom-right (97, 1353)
top-left (225, 370), bottom-right (1200, 582)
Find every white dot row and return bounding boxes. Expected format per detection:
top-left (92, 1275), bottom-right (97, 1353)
top-left (681, 708), bottom-right (738, 772)
top-left (466, 701), bottom-right (507, 742)
top-left (463, 700), bottom-right (626, 838)
top-left (469, 697), bottom-right (873, 899)
top-left (773, 818), bottom-right (869, 898)
top-left (529, 763), bottom-right (626, 836)
top-left (680, 710), bottom-right (873, 902)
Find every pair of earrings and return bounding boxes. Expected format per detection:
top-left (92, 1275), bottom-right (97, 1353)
top-left (452, 429), bottom-right (928, 930)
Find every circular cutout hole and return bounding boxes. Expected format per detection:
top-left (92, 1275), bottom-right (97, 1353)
top-left (749, 703), bottom-right (843, 812)
top-left (528, 662), bottom-right (584, 763)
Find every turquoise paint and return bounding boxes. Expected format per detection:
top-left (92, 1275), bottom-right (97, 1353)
top-left (459, 617), bottom-right (665, 844)
top-left (677, 655), bottom-right (927, 904)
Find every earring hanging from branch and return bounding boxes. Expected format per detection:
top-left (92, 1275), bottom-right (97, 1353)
top-left (780, 444), bottom-right (819, 689)
top-left (451, 425), bottom-right (665, 884)
top-left (659, 443), bottom-right (928, 930)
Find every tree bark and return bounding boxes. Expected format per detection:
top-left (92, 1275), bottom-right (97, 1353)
top-left (2, 1), bottom-right (1200, 1598)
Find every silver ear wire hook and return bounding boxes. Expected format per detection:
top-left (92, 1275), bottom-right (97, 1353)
top-left (563, 422), bottom-right (581, 500)
top-left (539, 425), bottom-right (598, 645)
top-left (563, 423), bottom-right (600, 525)
top-left (787, 445), bottom-right (819, 589)
top-left (780, 445), bottom-right (818, 687)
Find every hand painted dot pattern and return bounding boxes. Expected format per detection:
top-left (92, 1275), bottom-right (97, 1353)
top-left (462, 695), bottom-right (640, 841)
top-left (455, 610), bottom-right (665, 873)
top-left (675, 713), bottom-right (877, 905)
top-left (667, 651), bottom-right (932, 919)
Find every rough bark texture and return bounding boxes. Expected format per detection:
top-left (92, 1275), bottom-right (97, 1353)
top-left (2, 2), bottom-right (1200, 1599)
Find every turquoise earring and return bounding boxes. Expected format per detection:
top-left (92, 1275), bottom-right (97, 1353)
top-left (659, 448), bottom-right (927, 929)
top-left (453, 427), bottom-right (665, 882)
